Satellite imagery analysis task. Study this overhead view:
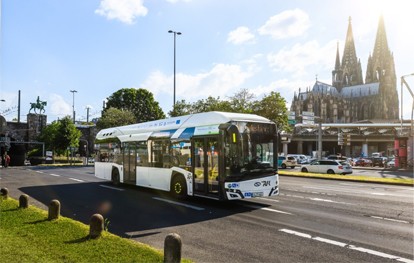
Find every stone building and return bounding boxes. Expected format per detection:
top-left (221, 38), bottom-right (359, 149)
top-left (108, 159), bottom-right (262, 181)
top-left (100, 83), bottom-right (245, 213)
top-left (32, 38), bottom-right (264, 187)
top-left (291, 16), bottom-right (399, 123)
top-left (286, 16), bottom-right (409, 160)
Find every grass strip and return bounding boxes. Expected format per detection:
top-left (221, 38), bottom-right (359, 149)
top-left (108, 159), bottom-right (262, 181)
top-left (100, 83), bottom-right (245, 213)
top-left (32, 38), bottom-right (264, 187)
top-left (0, 198), bottom-right (192, 263)
top-left (279, 170), bottom-right (414, 186)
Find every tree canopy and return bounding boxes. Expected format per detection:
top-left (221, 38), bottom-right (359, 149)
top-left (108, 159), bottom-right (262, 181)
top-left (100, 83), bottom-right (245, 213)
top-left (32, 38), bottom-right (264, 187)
top-left (105, 88), bottom-right (165, 123)
top-left (96, 107), bottom-right (136, 130)
top-left (38, 116), bottom-right (81, 155)
top-left (168, 88), bottom-right (289, 132)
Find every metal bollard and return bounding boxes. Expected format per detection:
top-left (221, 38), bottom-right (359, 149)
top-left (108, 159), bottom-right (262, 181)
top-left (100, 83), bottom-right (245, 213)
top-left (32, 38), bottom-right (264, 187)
top-left (164, 233), bottom-right (182, 263)
top-left (19, 194), bottom-right (29, 208)
top-left (89, 214), bottom-right (104, 239)
top-left (0, 187), bottom-right (9, 199)
top-left (48, 199), bottom-right (61, 220)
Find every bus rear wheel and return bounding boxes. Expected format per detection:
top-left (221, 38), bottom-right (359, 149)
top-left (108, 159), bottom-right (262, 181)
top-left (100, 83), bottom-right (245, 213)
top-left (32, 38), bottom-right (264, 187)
top-left (171, 175), bottom-right (187, 199)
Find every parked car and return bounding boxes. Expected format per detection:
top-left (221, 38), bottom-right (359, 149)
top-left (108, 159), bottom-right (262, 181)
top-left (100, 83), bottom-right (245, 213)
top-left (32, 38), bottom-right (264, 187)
top-left (301, 160), bottom-right (353, 175)
top-left (372, 157), bottom-right (385, 167)
top-left (287, 154), bottom-right (308, 165)
top-left (386, 158), bottom-right (395, 168)
top-left (278, 156), bottom-right (297, 169)
top-left (354, 158), bottom-right (373, 167)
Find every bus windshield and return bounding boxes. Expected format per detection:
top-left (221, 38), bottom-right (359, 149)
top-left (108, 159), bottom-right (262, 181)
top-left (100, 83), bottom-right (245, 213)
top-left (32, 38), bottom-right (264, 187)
top-left (225, 122), bottom-right (276, 179)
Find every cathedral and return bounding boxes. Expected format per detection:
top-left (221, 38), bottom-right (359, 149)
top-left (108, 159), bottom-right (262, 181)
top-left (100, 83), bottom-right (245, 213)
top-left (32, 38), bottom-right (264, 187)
top-left (290, 16), bottom-right (399, 123)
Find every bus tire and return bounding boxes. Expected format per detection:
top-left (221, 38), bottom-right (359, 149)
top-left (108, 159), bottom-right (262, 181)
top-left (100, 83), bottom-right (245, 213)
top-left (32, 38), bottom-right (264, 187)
top-left (171, 175), bottom-right (187, 199)
top-left (112, 168), bottom-right (120, 186)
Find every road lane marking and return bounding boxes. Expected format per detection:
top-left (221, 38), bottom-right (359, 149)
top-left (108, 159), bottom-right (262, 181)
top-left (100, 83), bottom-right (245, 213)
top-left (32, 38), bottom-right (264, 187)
top-left (370, 216), bottom-right (410, 224)
top-left (99, 185), bottom-right (124, 191)
top-left (152, 197), bottom-right (205, 211)
top-left (49, 174), bottom-right (61, 177)
top-left (279, 228), bottom-right (414, 263)
top-left (309, 198), bottom-right (353, 205)
top-left (257, 197), bottom-right (280, 202)
top-left (35, 171), bottom-right (44, 174)
top-left (68, 178), bottom-right (84, 182)
top-left (244, 205), bottom-right (293, 215)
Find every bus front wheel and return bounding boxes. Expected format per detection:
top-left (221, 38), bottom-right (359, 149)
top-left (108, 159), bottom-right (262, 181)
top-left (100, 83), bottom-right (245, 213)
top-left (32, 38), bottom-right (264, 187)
top-left (171, 175), bottom-right (187, 199)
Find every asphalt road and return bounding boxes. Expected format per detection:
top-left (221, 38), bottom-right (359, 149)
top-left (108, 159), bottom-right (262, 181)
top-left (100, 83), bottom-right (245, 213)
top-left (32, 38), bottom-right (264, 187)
top-left (1, 166), bottom-right (413, 263)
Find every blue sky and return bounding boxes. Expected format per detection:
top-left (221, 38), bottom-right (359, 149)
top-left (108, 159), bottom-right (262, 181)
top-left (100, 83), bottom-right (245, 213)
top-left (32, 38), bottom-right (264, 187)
top-left (1, 0), bottom-right (413, 123)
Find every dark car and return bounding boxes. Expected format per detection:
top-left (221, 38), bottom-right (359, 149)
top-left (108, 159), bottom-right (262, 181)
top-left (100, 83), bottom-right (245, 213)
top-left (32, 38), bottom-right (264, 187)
top-left (354, 158), bottom-right (372, 167)
top-left (372, 157), bottom-right (385, 167)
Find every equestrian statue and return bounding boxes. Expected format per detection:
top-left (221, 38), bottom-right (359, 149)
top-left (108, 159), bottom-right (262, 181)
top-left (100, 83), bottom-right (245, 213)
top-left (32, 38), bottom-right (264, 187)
top-left (29, 96), bottom-right (47, 114)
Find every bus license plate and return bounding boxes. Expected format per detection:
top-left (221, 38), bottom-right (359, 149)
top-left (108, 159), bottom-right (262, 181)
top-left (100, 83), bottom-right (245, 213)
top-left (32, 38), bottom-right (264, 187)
top-left (252, 192), bottom-right (263, 197)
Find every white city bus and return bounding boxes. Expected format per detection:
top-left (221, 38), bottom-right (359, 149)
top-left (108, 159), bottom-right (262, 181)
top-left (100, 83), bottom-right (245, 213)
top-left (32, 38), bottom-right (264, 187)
top-left (94, 111), bottom-right (279, 201)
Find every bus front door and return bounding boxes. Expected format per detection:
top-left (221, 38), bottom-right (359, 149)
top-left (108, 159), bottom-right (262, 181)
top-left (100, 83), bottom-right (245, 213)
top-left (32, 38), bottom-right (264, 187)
top-left (123, 142), bottom-right (137, 185)
top-left (192, 137), bottom-right (219, 197)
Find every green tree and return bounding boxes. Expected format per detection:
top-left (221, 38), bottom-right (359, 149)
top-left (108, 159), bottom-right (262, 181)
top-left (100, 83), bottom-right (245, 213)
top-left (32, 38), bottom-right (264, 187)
top-left (191, 96), bottom-right (232, 113)
top-left (105, 88), bottom-right (165, 122)
top-left (38, 121), bottom-right (59, 154)
top-left (169, 99), bottom-right (192, 117)
top-left (252, 91), bottom-right (290, 132)
top-left (228, 88), bottom-right (255, 113)
top-left (38, 116), bottom-right (82, 155)
top-left (54, 116), bottom-right (82, 155)
top-left (96, 107), bottom-right (136, 130)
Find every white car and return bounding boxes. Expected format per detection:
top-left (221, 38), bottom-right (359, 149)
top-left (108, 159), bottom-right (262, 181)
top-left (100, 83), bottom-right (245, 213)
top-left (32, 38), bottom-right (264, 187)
top-left (301, 160), bottom-right (352, 175)
top-left (386, 158), bottom-right (395, 168)
top-left (278, 156), bottom-right (297, 169)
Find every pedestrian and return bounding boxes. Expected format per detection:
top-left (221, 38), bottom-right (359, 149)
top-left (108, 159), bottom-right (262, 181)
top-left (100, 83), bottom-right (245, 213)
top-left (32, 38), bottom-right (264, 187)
top-left (5, 154), bottom-right (10, 168)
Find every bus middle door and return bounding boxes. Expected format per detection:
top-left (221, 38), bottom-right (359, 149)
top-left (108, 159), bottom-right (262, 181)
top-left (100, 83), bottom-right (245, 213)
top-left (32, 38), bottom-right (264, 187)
top-left (123, 142), bottom-right (137, 185)
top-left (192, 137), bottom-right (219, 197)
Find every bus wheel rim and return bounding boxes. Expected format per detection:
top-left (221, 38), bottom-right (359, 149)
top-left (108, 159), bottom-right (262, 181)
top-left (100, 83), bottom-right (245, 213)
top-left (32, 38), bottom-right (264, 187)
top-left (174, 183), bottom-right (182, 194)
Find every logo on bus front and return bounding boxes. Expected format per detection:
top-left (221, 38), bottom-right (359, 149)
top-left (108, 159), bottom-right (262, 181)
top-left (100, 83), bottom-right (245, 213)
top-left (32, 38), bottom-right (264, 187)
top-left (226, 183), bottom-right (240, 189)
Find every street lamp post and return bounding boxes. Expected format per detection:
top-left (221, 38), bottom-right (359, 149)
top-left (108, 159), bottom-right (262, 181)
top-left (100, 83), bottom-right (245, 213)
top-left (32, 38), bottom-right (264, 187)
top-left (168, 30), bottom-right (181, 111)
top-left (70, 90), bottom-right (77, 123)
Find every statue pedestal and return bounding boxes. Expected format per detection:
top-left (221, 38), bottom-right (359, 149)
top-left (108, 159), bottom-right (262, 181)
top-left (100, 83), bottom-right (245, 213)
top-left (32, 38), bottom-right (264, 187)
top-left (27, 113), bottom-right (47, 141)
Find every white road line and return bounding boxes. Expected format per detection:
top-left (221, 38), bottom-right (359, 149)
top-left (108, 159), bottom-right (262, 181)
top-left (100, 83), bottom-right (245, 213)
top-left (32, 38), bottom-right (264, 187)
top-left (68, 178), bottom-right (84, 182)
top-left (370, 216), bottom-right (410, 224)
top-left (152, 197), bottom-right (205, 211)
top-left (309, 198), bottom-right (353, 205)
top-left (279, 228), bottom-right (414, 263)
top-left (245, 205), bottom-right (293, 215)
top-left (35, 171), bottom-right (44, 174)
top-left (257, 197), bottom-right (280, 202)
top-left (49, 173), bottom-right (61, 177)
top-left (99, 185), bottom-right (124, 191)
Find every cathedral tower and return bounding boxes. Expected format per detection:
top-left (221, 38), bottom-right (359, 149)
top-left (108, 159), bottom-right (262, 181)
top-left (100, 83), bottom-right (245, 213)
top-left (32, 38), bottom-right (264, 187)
top-left (365, 15), bottom-right (398, 119)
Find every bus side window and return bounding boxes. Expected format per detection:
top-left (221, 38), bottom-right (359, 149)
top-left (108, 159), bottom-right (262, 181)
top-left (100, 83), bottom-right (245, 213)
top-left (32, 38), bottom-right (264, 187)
top-left (137, 141), bottom-right (149, 167)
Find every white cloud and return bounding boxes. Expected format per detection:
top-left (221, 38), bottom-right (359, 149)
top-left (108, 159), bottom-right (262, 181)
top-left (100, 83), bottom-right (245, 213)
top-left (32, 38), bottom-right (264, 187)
top-left (227, 26), bottom-right (255, 45)
top-left (258, 9), bottom-right (310, 39)
top-left (267, 40), bottom-right (338, 77)
top-left (142, 63), bottom-right (256, 104)
top-left (95, 0), bottom-right (148, 24)
top-left (48, 94), bottom-right (72, 119)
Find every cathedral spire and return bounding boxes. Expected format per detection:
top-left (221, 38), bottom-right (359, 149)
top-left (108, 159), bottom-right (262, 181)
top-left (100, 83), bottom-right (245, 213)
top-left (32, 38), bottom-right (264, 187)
top-left (335, 42), bottom-right (341, 70)
top-left (365, 15), bottom-right (394, 84)
top-left (340, 17), bottom-right (363, 87)
top-left (372, 15), bottom-right (389, 61)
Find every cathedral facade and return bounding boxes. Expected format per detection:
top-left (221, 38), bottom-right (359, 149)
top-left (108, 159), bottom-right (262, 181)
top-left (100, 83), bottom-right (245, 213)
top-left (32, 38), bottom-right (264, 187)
top-left (291, 16), bottom-right (399, 123)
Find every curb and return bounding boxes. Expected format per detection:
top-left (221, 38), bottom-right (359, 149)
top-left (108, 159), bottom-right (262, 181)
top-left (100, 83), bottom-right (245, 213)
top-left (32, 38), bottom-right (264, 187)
top-left (278, 171), bottom-right (414, 187)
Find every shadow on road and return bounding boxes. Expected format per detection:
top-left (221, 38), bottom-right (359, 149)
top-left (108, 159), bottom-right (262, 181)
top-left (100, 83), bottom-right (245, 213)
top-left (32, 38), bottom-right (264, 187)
top-left (19, 182), bottom-right (267, 238)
